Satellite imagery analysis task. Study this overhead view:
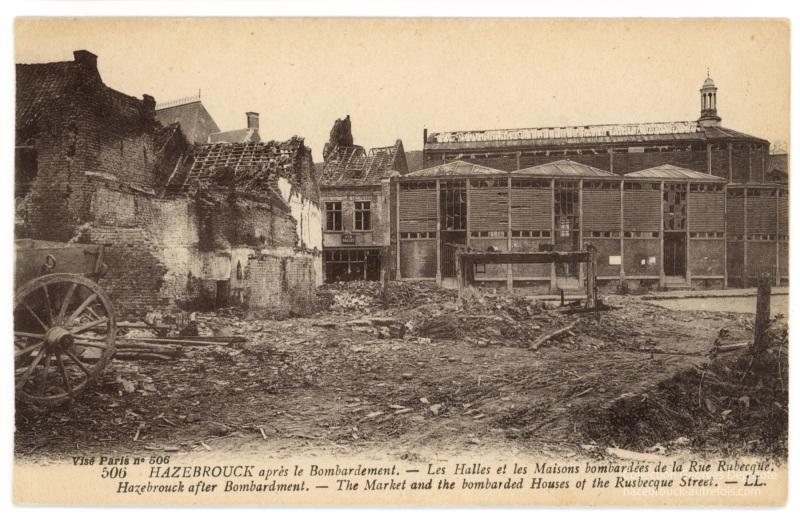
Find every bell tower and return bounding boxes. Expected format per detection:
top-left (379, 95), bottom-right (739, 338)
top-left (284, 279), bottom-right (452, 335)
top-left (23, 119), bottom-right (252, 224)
top-left (699, 72), bottom-right (721, 127)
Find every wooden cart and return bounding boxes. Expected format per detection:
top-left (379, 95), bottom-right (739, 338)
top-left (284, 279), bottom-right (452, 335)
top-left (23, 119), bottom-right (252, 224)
top-left (13, 239), bottom-right (117, 406)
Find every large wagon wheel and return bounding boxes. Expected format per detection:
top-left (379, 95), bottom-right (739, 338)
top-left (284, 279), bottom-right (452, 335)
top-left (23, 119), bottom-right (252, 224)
top-left (14, 273), bottom-right (116, 406)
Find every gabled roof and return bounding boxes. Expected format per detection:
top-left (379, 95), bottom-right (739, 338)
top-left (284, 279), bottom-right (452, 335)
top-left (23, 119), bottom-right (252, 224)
top-left (320, 140), bottom-right (407, 187)
top-left (155, 100), bottom-right (221, 144)
top-left (425, 121), bottom-right (768, 150)
top-left (512, 160), bottom-right (617, 177)
top-left (209, 128), bottom-right (260, 144)
top-left (623, 164), bottom-right (725, 181)
top-left (170, 138), bottom-right (308, 209)
top-left (395, 160), bottom-right (507, 179)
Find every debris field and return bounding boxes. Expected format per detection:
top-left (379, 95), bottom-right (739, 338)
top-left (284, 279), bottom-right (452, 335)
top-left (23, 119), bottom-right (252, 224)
top-left (15, 282), bottom-right (788, 462)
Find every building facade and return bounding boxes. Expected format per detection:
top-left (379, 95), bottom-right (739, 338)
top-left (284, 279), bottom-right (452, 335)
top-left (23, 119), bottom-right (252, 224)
top-left (418, 77), bottom-right (788, 287)
top-left (390, 160), bottom-right (734, 292)
top-left (319, 116), bottom-right (408, 282)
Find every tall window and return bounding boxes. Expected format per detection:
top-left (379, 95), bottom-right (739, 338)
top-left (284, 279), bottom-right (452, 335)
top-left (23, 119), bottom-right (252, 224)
top-left (354, 201), bottom-right (371, 231)
top-left (326, 202), bottom-right (343, 231)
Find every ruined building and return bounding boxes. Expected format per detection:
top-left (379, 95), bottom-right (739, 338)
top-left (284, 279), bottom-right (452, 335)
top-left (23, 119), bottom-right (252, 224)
top-left (16, 50), bottom-right (322, 316)
top-left (319, 116), bottom-right (408, 282)
top-left (414, 77), bottom-right (788, 288)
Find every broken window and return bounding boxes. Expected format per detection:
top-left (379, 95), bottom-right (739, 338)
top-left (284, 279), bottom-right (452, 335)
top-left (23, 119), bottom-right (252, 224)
top-left (325, 201), bottom-right (343, 231)
top-left (663, 183), bottom-right (687, 231)
top-left (354, 201), bottom-right (371, 231)
top-left (441, 180), bottom-right (467, 230)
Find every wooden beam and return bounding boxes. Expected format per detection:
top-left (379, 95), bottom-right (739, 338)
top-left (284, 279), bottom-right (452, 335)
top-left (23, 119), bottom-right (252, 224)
top-left (460, 251), bottom-right (591, 265)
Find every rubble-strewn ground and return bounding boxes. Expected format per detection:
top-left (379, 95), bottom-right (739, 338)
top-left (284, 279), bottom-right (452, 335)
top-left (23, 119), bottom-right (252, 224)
top-left (15, 282), bottom-right (788, 462)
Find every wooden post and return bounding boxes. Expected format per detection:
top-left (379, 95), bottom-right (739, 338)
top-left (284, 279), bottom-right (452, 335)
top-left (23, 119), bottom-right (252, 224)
top-left (435, 178), bottom-right (441, 285)
top-left (578, 179), bottom-right (584, 286)
top-left (395, 181), bottom-right (401, 279)
top-left (585, 244), bottom-right (597, 309)
top-left (507, 176), bottom-right (513, 291)
top-left (619, 181), bottom-right (625, 286)
top-left (753, 272), bottom-right (772, 353)
top-left (743, 187), bottom-right (749, 286)
top-left (550, 179), bottom-right (557, 292)
top-left (455, 248), bottom-right (463, 305)
top-left (685, 181), bottom-right (692, 285)
top-left (659, 181), bottom-right (666, 289)
top-left (381, 248), bottom-right (389, 309)
top-left (723, 184), bottom-right (728, 289)
top-left (775, 188), bottom-right (781, 286)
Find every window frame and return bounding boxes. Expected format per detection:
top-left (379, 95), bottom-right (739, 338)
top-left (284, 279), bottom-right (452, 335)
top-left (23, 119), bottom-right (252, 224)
top-left (325, 201), bottom-right (343, 232)
top-left (354, 200), bottom-right (372, 231)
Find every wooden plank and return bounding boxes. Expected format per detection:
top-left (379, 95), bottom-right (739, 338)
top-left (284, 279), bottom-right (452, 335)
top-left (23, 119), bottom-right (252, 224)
top-left (460, 251), bottom-right (591, 265)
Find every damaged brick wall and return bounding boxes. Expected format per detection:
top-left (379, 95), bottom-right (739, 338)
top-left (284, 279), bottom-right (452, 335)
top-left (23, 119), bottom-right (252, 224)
top-left (83, 181), bottom-right (320, 317)
top-left (245, 254), bottom-right (319, 317)
top-left (17, 51), bottom-right (158, 241)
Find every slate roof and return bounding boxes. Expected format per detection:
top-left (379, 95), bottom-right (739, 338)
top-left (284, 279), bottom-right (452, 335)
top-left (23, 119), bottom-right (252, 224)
top-left (209, 128), bottom-right (260, 144)
top-left (395, 160), bottom-right (507, 179)
top-left (320, 140), bottom-right (407, 187)
top-left (155, 100), bottom-right (221, 144)
top-left (425, 121), bottom-right (768, 150)
top-left (623, 164), bottom-right (725, 181)
top-left (512, 160), bottom-right (617, 177)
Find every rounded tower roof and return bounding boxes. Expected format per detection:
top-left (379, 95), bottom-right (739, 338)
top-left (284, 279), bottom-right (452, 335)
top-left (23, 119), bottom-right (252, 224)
top-left (702, 76), bottom-right (716, 89)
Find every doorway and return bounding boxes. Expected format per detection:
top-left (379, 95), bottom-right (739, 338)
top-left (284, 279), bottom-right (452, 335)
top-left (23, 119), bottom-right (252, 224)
top-left (440, 180), bottom-right (467, 279)
top-left (663, 232), bottom-right (686, 277)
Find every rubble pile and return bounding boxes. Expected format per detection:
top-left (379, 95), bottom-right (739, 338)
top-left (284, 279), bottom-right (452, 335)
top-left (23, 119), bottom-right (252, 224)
top-left (579, 319), bottom-right (788, 459)
top-left (321, 280), bottom-right (457, 313)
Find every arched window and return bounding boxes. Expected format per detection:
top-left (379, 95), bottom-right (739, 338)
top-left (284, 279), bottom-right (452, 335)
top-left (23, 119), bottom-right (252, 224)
top-left (236, 261), bottom-right (243, 280)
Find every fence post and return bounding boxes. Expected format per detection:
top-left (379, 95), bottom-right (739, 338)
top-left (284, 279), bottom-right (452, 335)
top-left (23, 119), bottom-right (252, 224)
top-left (753, 272), bottom-right (772, 352)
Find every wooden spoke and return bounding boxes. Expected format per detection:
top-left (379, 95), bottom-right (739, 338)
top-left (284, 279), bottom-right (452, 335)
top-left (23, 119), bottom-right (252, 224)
top-left (23, 303), bottom-right (48, 332)
top-left (38, 355), bottom-right (52, 397)
top-left (41, 284), bottom-right (54, 326)
top-left (14, 342), bottom-right (43, 360)
top-left (71, 340), bottom-right (109, 350)
top-left (68, 317), bottom-right (108, 335)
top-left (57, 282), bottom-right (78, 324)
top-left (63, 293), bottom-right (98, 329)
top-left (15, 331), bottom-right (45, 339)
top-left (85, 305), bottom-right (102, 321)
top-left (15, 273), bottom-right (116, 405)
top-left (56, 353), bottom-right (72, 393)
top-left (15, 347), bottom-right (47, 390)
top-left (64, 350), bottom-right (92, 376)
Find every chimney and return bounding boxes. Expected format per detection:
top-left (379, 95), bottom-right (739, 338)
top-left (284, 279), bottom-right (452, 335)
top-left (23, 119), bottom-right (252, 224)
top-left (246, 112), bottom-right (259, 130)
top-left (142, 94), bottom-right (156, 113)
top-left (73, 50), bottom-right (98, 72)
top-left (423, 128), bottom-right (428, 143)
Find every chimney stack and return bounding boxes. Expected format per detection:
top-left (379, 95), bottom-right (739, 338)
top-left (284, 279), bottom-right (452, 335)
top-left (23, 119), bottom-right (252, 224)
top-left (142, 94), bottom-right (156, 113)
top-left (246, 112), bottom-right (259, 130)
top-left (73, 50), bottom-right (98, 72)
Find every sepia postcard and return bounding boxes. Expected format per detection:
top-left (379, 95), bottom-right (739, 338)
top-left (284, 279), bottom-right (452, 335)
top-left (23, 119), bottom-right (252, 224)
top-left (9, 17), bottom-right (790, 507)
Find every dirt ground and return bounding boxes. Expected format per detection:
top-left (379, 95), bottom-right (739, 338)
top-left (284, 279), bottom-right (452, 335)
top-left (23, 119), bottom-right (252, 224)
top-left (14, 283), bottom-right (788, 463)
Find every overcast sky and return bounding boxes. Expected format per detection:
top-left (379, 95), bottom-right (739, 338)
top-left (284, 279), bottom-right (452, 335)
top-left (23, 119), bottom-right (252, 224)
top-left (15, 18), bottom-right (790, 157)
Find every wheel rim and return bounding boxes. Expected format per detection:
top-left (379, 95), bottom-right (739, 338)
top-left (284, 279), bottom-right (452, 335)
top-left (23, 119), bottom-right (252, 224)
top-left (14, 273), bottom-right (116, 405)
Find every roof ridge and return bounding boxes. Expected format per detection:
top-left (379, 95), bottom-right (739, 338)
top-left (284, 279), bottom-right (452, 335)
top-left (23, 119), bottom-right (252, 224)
top-left (428, 120), bottom-right (698, 136)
